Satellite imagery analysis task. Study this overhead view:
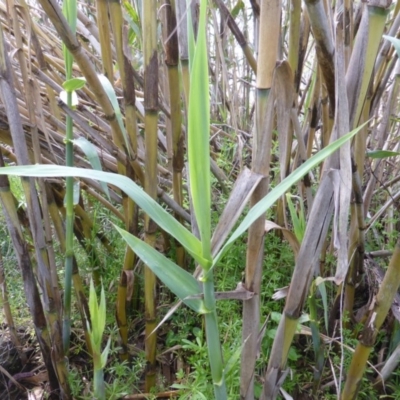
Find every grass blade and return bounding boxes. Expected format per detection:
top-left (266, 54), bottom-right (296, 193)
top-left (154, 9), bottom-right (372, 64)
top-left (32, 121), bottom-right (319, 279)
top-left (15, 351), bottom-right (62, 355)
top-left (0, 165), bottom-right (205, 265)
top-left (214, 123), bottom-right (366, 267)
top-left (187, 0), bottom-right (211, 261)
top-left (115, 226), bottom-right (205, 313)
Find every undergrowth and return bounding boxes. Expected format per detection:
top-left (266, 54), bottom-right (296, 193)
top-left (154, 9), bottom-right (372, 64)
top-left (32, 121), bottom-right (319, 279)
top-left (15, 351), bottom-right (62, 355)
top-left (2, 170), bottom-right (400, 399)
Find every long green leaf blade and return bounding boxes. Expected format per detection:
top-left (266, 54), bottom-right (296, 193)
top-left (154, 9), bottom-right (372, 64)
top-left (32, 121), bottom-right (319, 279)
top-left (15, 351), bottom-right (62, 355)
top-left (366, 150), bottom-right (400, 159)
top-left (0, 165), bottom-right (205, 264)
top-left (98, 74), bottom-right (131, 157)
top-left (213, 123), bottom-right (366, 266)
top-left (115, 226), bottom-right (205, 313)
top-left (188, 0), bottom-right (211, 261)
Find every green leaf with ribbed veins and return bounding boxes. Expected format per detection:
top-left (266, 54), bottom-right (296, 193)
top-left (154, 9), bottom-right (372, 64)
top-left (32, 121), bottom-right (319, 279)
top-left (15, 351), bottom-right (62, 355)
top-left (0, 165), bottom-right (205, 265)
top-left (213, 122), bottom-right (367, 267)
top-left (115, 226), bottom-right (205, 313)
top-left (188, 0), bottom-right (211, 262)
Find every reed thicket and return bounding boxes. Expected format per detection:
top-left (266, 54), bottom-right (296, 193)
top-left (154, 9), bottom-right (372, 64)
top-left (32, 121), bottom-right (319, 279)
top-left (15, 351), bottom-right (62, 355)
top-left (0, 1), bottom-right (400, 399)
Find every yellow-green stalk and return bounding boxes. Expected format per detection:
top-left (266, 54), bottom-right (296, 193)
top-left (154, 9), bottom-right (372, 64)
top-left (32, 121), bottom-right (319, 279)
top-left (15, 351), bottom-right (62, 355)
top-left (142, 0), bottom-right (159, 390)
top-left (109, 0), bottom-right (139, 360)
top-left (162, 0), bottom-right (185, 268)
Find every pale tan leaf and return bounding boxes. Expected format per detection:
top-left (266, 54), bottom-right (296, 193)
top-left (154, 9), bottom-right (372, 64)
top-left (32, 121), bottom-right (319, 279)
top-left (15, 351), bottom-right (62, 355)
top-left (211, 167), bottom-right (264, 256)
top-left (265, 220), bottom-right (300, 258)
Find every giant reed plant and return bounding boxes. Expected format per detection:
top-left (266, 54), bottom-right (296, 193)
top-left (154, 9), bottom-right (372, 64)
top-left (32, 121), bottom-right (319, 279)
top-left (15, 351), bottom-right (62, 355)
top-left (2, 0), bottom-right (400, 398)
top-left (0, 114), bottom-right (363, 400)
top-left (0, 48), bottom-right (363, 400)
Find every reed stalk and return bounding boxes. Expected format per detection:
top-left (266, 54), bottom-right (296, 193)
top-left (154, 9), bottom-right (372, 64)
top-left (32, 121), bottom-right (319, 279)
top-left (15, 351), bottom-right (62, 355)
top-left (109, 0), bottom-right (139, 360)
top-left (162, 0), bottom-right (185, 268)
top-left (61, 0), bottom-right (78, 355)
top-left (342, 238), bottom-right (400, 399)
top-left (241, 0), bottom-right (280, 398)
top-left (0, 152), bottom-right (61, 398)
top-left (142, 0), bottom-right (159, 390)
top-left (0, 20), bottom-right (70, 398)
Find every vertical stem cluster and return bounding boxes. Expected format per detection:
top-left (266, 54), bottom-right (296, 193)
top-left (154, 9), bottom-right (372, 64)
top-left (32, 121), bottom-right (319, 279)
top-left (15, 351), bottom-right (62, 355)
top-left (3, 0), bottom-right (400, 398)
top-left (0, 18), bottom-right (70, 399)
